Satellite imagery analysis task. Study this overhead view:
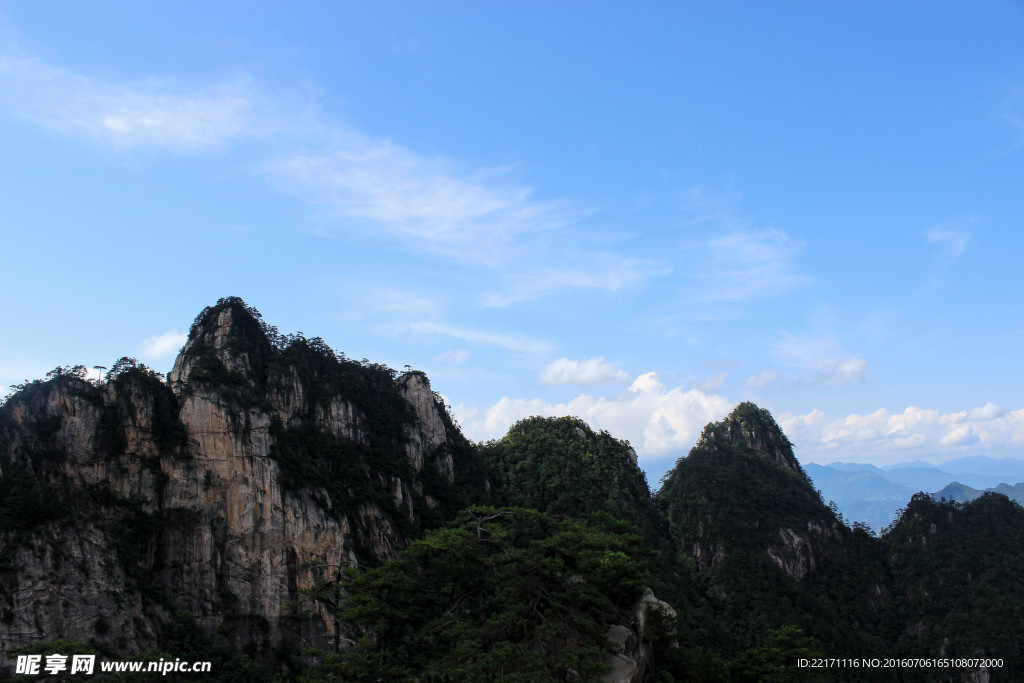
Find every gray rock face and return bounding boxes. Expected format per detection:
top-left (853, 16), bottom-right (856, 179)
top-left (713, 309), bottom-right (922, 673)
top-left (397, 373), bottom-right (451, 480)
top-left (0, 302), bottom-right (479, 668)
top-left (766, 520), bottom-right (842, 581)
top-left (2, 524), bottom-right (163, 655)
top-left (167, 306), bottom-right (256, 391)
top-left (602, 589), bottom-right (677, 683)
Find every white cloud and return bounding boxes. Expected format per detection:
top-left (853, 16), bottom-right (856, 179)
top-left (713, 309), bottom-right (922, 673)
top-left (364, 288), bottom-right (442, 316)
top-left (2, 52), bottom-right (664, 307)
top-left (538, 357), bottom-right (629, 386)
top-left (665, 187), bottom-right (811, 311)
top-left (691, 228), bottom-right (807, 305)
top-left (968, 402), bottom-right (1005, 420)
top-left (137, 330), bottom-right (188, 361)
top-left (435, 349), bottom-right (471, 366)
top-left (690, 372), bottom-right (727, 393)
top-left (480, 256), bottom-right (665, 307)
top-left (775, 330), bottom-right (841, 370)
top-left (745, 369), bottom-right (780, 388)
top-left (939, 425), bottom-right (978, 447)
top-left (461, 371), bottom-right (732, 458)
top-left (265, 142), bottom-right (668, 302)
top-left (0, 56), bottom-right (266, 152)
top-left (781, 403), bottom-right (1024, 461)
top-left (927, 224), bottom-right (971, 259)
top-left (995, 82), bottom-right (1024, 155)
top-left (817, 356), bottom-right (867, 385)
top-left (774, 331), bottom-right (867, 386)
top-left (406, 321), bottom-right (552, 354)
top-left (261, 141), bottom-right (575, 261)
top-left (459, 379), bottom-right (1024, 465)
top-left (678, 185), bottom-right (743, 226)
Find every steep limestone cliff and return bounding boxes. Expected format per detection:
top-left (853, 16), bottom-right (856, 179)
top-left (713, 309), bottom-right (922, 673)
top-left (0, 297), bottom-right (487, 669)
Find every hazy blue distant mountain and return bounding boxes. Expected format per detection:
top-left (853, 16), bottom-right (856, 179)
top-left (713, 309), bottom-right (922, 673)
top-left (881, 465), bottom-right (967, 492)
top-left (936, 455), bottom-right (1024, 481)
top-left (804, 456), bottom-right (1024, 532)
top-left (933, 481), bottom-right (1024, 506)
top-left (826, 462), bottom-right (881, 473)
top-left (881, 459), bottom-right (935, 470)
top-left (993, 482), bottom-right (1024, 503)
top-left (932, 481), bottom-right (985, 504)
top-left (803, 463), bottom-right (915, 532)
top-left (880, 456), bottom-right (1024, 488)
top-left (804, 463), bottom-right (913, 499)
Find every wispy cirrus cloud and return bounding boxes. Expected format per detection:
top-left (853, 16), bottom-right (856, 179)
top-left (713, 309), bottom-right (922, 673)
top-left (434, 349), bottom-right (472, 366)
top-left (695, 228), bottom-right (807, 303)
top-left (744, 369), bottom-right (780, 389)
top-left (773, 329), bottom-right (867, 387)
top-left (926, 222), bottom-right (972, 259)
top-left (261, 141), bottom-right (668, 303)
top-left (405, 321), bottom-right (553, 354)
top-left (0, 52), bottom-right (670, 308)
top-left (481, 255), bottom-right (666, 307)
top-left (260, 141), bottom-right (575, 259)
top-left (538, 357), bottom-right (629, 387)
top-left (816, 356), bottom-right (867, 385)
top-left (1, 53), bottom-right (574, 256)
top-left (0, 53), bottom-right (761, 313)
top-left (673, 186), bottom-right (808, 309)
top-left (0, 55), bottom-right (271, 152)
top-left (994, 82), bottom-right (1024, 155)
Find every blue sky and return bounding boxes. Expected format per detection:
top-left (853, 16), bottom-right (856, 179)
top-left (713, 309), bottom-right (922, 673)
top-left (2, 1), bottom-right (1023, 480)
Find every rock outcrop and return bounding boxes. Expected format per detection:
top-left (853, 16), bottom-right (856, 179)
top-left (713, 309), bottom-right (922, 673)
top-left (766, 520), bottom-right (841, 581)
top-left (0, 298), bottom-right (486, 669)
top-left (602, 589), bottom-right (678, 683)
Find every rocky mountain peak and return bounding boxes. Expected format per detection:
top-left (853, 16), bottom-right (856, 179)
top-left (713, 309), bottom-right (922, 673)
top-left (659, 403), bottom-right (840, 580)
top-left (167, 297), bottom-right (273, 392)
top-left (695, 401), bottom-right (803, 475)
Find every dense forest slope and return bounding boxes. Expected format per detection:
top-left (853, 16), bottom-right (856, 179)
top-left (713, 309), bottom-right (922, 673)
top-left (883, 492), bottom-right (1024, 671)
top-left (483, 416), bottom-right (663, 542)
top-left (1, 298), bottom-right (1020, 681)
top-left (657, 404), bottom-right (851, 654)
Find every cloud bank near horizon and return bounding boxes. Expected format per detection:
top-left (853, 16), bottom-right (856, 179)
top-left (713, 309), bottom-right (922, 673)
top-left (459, 376), bottom-right (1024, 465)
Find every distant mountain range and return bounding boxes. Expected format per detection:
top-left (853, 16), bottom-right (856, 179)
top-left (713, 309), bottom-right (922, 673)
top-left (933, 481), bottom-right (1024, 506)
top-left (803, 457), bottom-right (1024, 532)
